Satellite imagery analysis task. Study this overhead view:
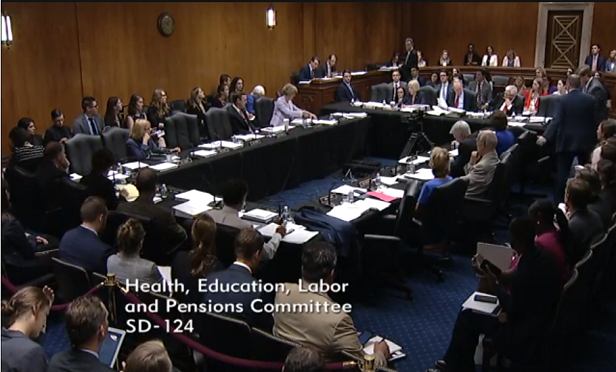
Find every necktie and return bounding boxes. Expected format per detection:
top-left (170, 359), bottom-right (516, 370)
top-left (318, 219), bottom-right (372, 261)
top-left (405, 52), bottom-right (410, 65)
top-left (592, 56), bottom-right (597, 71)
top-left (310, 68), bottom-right (314, 79)
top-left (477, 82), bottom-right (483, 106)
top-left (88, 117), bottom-right (98, 135)
top-left (393, 83), bottom-right (398, 101)
top-left (454, 95), bottom-right (460, 108)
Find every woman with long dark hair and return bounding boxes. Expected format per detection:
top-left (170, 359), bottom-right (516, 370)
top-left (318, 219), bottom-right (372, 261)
top-left (123, 94), bottom-right (146, 130)
top-left (103, 97), bottom-right (123, 128)
top-left (16, 118), bottom-right (44, 146)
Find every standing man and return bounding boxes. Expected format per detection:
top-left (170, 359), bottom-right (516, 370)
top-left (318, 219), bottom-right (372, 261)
top-left (537, 74), bottom-right (597, 202)
top-left (401, 38), bottom-right (418, 81)
top-left (584, 44), bottom-right (606, 72)
top-left (579, 65), bottom-right (609, 124)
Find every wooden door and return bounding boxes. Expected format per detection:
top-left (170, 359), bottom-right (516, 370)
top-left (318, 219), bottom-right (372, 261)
top-left (544, 10), bottom-right (584, 68)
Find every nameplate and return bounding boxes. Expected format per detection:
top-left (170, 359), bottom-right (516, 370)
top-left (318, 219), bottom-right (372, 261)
top-left (246, 139), bottom-right (262, 146)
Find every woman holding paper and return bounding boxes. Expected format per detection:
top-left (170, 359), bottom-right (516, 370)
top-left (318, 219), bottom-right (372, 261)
top-left (126, 119), bottom-right (180, 160)
top-left (270, 84), bottom-right (316, 127)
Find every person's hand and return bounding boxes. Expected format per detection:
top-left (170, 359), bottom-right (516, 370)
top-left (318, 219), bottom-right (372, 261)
top-left (59, 137), bottom-right (68, 144)
top-left (143, 132), bottom-right (151, 144)
top-left (25, 232), bottom-right (31, 237)
top-left (35, 236), bottom-right (49, 245)
top-left (119, 188), bottom-right (130, 198)
top-left (536, 136), bottom-right (547, 146)
top-left (42, 286), bottom-right (55, 306)
top-left (171, 147), bottom-right (181, 153)
top-left (309, 113), bottom-right (317, 119)
top-left (275, 224), bottom-right (287, 237)
top-left (247, 113), bottom-right (255, 120)
top-left (504, 97), bottom-right (511, 107)
top-left (498, 312), bottom-right (508, 324)
top-left (471, 254), bottom-right (487, 276)
top-left (373, 339), bottom-right (391, 359)
top-left (470, 151), bottom-right (479, 165)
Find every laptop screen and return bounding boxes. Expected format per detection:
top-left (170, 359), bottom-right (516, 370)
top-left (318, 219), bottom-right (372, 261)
top-left (98, 327), bottom-right (126, 367)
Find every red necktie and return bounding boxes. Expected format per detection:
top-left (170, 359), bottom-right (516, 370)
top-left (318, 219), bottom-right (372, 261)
top-left (454, 95), bottom-right (460, 108)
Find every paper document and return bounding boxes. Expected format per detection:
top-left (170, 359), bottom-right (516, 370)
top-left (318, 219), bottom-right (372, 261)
top-left (150, 162), bottom-right (179, 172)
top-left (219, 141), bottom-right (243, 149)
top-left (529, 116), bottom-right (550, 123)
top-left (558, 203), bottom-right (568, 217)
top-left (122, 161), bottom-right (149, 170)
top-left (356, 198), bottom-right (391, 211)
top-left (192, 149), bottom-right (217, 158)
top-left (437, 98), bottom-right (448, 110)
top-left (243, 208), bottom-right (278, 223)
top-left (153, 196), bottom-right (162, 204)
top-left (364, 336), bottom-right (403, 355)
top-left (449, 149), bottom-right (459, 157)
top-left (462, 292), bottom-right (501, 316)
top-left (108, 173), bottom-right (129, 182)
top-left (398, 155), bottom-right (430, 165)
top-left (299, 80), bottom-right (311, 84)
top-left (406, 168), bottom-right (435, 181)
top-left (172, 200), bottom-right (213, 219)
top-left (291, 118), bottom-right (307, 125)
top-left (326, 203), bottom-right (370, 222)
top-left (351, 71), bottom-right (367, 76)
top-left (331, 185), bottom-right (367, 195)
top-left (507, 121), bottom-right (526, 128)
top-left (313, 119), bottom-right (338, 125)
top-left (258, 222), bottom-right (298, 237)
top-left (283, 229), bottom-right (319, 244)
top-left (380, 187), bottom-right (405, 199)
top-left (366, 191), bottom-right (398, 203)
top-left (234, 134), bottom-right (265, 141)
top-left (158, 266), bottom-right (173, 286)
top-left (317, 77), bottom-right (341, 81)
top-left (261, 125), bottom-right (294, 134)
top-left (175, 189), bottom-right (216, 204)
top-left (476, 243), bottom-right (515, 272)
top-left (70, 173), bottom-right (83, 181)
top-left (379, 176), bottom-right (398, 186)
top-left (199, 142), bottom-right (222, 150)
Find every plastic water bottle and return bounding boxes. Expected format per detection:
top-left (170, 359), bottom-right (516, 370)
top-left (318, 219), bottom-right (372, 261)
top-left (282, 205), bottom-right (294, 224)
top-left (117, 163), bottom-right (124, 175)
top-left (374, 174), bottom-right (382, 190)
top-left (160, 183), bottom-right (168, 198)
top-left (347, 190), bottom-right (355, 204)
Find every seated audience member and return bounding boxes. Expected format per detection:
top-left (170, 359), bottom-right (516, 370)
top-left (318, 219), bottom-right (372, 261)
top-left (123, 94), bottom-right (147, 130)
top-left (73, 96), bottom-right (105, 135)
top-left (59, 197), bottom-right (113, 274)
top-left (80, 149), bottom-right (127, 210)
top-left (451, 68), bottom-right (465, 86)
top-left (389, 69), bottom-right (407, 103)
top-left (321, 54), bottom-right (337, 78)
top-left (523, 78), bottom-right (547, 113)
top-left (606, 50), bottom-right (616, 72)
top-left (552, 78), bottom-right (568, 95)
top-left (284, 347), bottom-right (325, 372)
top-left (204, 228), bottom-right (272, 329)
top-left (107, 218), bottom-right (162, 285)
top-left (47, 296), bottom-right (113, 372)
top-left (208, 179), bottom-right (285, 260)
top-left (427, 72), bottom-right (439, 88)
top-left (597, 159), bottom-right (616, 213)
top-left (564, 178), bottom-right (604, 264)
top-left (274, 242), bottom-right (390, 366)
top-left (513, 76), bottom-right (526, 96)
top-left (394, 86), bottom-right (407, 109)
top-left (34, 142), bottom-right (70, 205)
top-left (600, 137), bottom-right (616, 164)
top-left (427, 217), bottom-right (561, 372)
top-left (117, 168), bottom-right (187, 244)
top-left (409, 66), bottom-right (427, 87)
top-left (270, 84), bottom-right (316, 126)
top-left (436, 70), bottom-right (452, 102)
top-left (481, 45), bottom-right (498, 67)
top-left (299, 56), bottom-right (321, 81)
top-left (186, 87), bottom-right (209, 140)
top-left (212, 83), bottom-right (230, 108)
top-left (172, 214), bottom-right (223, 304)
top-left (146, 89), bottom-right (171, 131)
top-left (490, 110), bottom-right (515, 155)
top-left (16, 117), bottom-right (44, 146)
top-left (417, 50), bottom-right (427, 67)
top-left (219, 74), bottom-right (232, 88)
top-left (336, 69), bottom-right (360, 103)
top-left (227, 92), bottom-right (257, 135)
top-left (8, 127), bottom-right (45, 173)
top-left (450, 121), bottom-right (477, 178)
top-left (103, 97), bottom-right (123, 128)
top-left (230, 76), bottom-right (245, 94)
top-left (462, 43), bottom-right (481, 66)
top-left (124, 340), bottom-right (173, 372)
top-left (126, 119), bottom-right (179, 160)
top-left (474, 68), bottom-right (493, 109)
top-left (246, 85), bottom-right (265, 115)
top-left (575, 166), bottom-right (612, 228)
top-left (403, 80), bottom-right (426, 106)
top-left (461, 130), bottom-right (500, 198)
top-left (541, 74), bottom-right (557, 95)
top-left (528, 199), bottom-right (571, 283)
top-left (1, 286), bottom-right (54, 372)
top-left (44, 109), bottom-right (73, 145)
top-left (388, 52), bottom-right (401, 68)
top-left (502, 49), bottom-right (521, 67)
top-left (2, 179), bottom-right (55, 282)
top-left (436, 50), bottom-right (453, 67)
top-left (447, 78), bottom-right (477, 111)
top-left (416, 147), bottom-right (452, 210)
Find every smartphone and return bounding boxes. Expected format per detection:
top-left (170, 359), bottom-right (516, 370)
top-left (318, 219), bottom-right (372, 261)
top-left (474, 294), bottom-right (498, 304)
top-left (358, 330), bottom-right (374, 345)
top-left (480, 259), bottom-right (502, 276)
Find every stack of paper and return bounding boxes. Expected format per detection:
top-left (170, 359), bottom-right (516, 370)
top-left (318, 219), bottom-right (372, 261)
top-left (234, 134), bottom-right (265, 141)
top-left (122, 161), bottom-right (149, 171)
top-left (219, 141), bottom-right (243, 150)
top-left (363, 336), bottom-right (403, 355)
top-left (107, 173), bottom-right (129, 182)
top-left (398, 155), bottom-right (429, 165)
top-left (150, 162), bottom-right (179, 172)
top-left (257, 222), bottom-right (318, 244)
top-left (242, 208), bottom-right (278, 223)
top-left (326, 203), bottom-right (371, 222)
top-left (529, 116), bottom-right (551, 123)
top-left (351, 71), bottom-right (367, 76)
top-left (406, 167), bottom-right (434, 181)
top-left (70, 173), bottom-right (83, 181)
top-left (331, 185), bottom-right (367, 195)
top-left (355, 198), bottom-right (390, 211)
top-left (313, 119), bottom-right (338, 125)
top-left (379, 176), bottom-right (399, 186)
top-left (172, 200), bottom-right (213, 219)
top-left (261, 125), bottom-right (294, 134)
top-left (343, 112), bottom-right (368, 119)
top-left (291, 118), bottom-right (308, 125)
top-left (426, 106), bottom-right (449, 116)
top-left (461, 291), bottom-right (501, 316)
top-left (192, 149), bottom-right (217, 158)
top-left (380, 187), bottom-right (405, 199)
top-left (199, 142), bottom-right (222, 150)
top-left (175, 189), bottom-right (216, 204)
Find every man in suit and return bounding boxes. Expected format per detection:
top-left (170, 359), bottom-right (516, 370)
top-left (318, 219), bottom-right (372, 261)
top-left (204, 228), bottom-right (273, 329)
top-left (474, 68), bottom-right (493, 110)
top-left (336, 70), bottom-right (360, 103)
top-left (298, 56), bottom-right (322, 81)
top-left (584, 44), bottom-right (607, 72)
top-left (401, 37), bottom-right (418, 80)
top-left (227, 92), bottom-right (257, 135)
top-left (435, 70), bottom-right (453, 103)
top-left (428, 217), bottom-right (561, 372)
top-left (73, 96), bottom-right (105, 135)
top-left (35, 141), bottom-right (70, 208)
top-left (449, 121), bottom-right (477, 178)
top-left (409, 67), bottom-right (427, 87)
top-left (388, 69), bottom-right (407, 103)
top-left (579, 65), bottom-right (609, 123)
top-left (48, 296), bottom-right (115, 372)
top-left (537, 74), bottom-right (598, 202)
top-left (461, 130), bottom-right (500, 197)
top-left (447, 78), bottom-right (477, 111)
top-left (117, 168), bottom-right (187, 246)
top-left (207, 179), bottom-right (285, 261)
top-left (273, 242), bottom-right (390, 366)
top-left (564, 178), bottom-right (605, 265)
top-left (59, 196), bottom-right (113, 274)
top-left (321, 54), bottom-right (338, 78)
top-left (487, 85), bottom-right (524, 116)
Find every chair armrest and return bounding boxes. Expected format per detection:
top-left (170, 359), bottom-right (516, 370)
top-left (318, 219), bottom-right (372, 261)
top-left (464, 196), bottom-right (491, 206)
top-left (364, 234), bottom-right (401, 243)
top-left (35, 249), bottom-right (59, 258)
top-left (412, 218), bottom-right (423, 227)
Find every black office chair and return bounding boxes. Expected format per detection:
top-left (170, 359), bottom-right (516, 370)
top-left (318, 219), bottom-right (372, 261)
top-left (131, 214), bottom-right (185, 266)
top-left (100, 210), bottom-right (140, 248)
top-left (4, 166), bottom-right (44, 231)
top-left (51, 258), bottom-right (95, 303)
top-left (492, 75), bottom-right (509, 86)
top-left (170, 99), bottom-right (187, 113)
top-left (464, 89), bottom-right (477, 110)
top-left (290, 72), bottom-right (300, 86)
top-left (180, 112), bottom-right (201, 146)
top-left (102, 127), bottom-right (130, 162)
top-left (420, 85), bottom-right (438, 106)
top-left (64, 134), bottom-right (105, 176)
top-left (254, 97), bottom-right (275, 128)
top-left (462, 73), bottom-right (475, 83)
top-left (370, 83), bottom-right (389, 103)
top-left (165, 113), bottom-right (193, 150)
top-left (198, 312), bottom-right (252, 372)
top-left (250, 327), bottom-right (300, 362)
top-left (48, 177), bottom-right (91, 236)
top-left (536, 95), bottom-right (559, 118)
top-left (573, 249), bottom-right (594, 327)
top-left (1, 253), bottom-right (55, 289)
top-left (205, 108), bottom-right (234, 141)
top-left (215, 223), bottom-right (240, 268)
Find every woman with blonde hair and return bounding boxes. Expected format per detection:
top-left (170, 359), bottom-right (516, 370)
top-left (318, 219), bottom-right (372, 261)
top-left (270, 83), bottom-right (316, 126)
top-left (415, 147), bottom-right (453, 209)
top-left (186, 87), bottom-right (209, 140)
top-left (1, 286), bottom-right (54, 372)
top-left (437, 50), bottom-right (452, 67)
top-left (502, 49), bottom-right (521, 67)
top-left (146, 89), bottom-right (170, 130)
top-left (402, 80), bottom-right (426, 106)
top-left (126, 119), bottom-right (179, 160)
top-left (513, 76), bottom-right (526, 96)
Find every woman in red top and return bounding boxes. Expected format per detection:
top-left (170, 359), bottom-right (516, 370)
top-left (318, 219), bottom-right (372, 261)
top-left (523, 78), bottom-right (547, 113)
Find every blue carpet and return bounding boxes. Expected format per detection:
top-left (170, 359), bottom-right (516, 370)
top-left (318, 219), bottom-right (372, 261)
top-left (42, 157), bottom-right (616, 371)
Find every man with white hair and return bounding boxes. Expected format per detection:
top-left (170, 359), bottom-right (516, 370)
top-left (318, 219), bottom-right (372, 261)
top-left (247, 85), bottom-right (266, 116)
top-left (447, 78), bottom-right (477, 111)
top-left (450, 120), bottom-right (477, 177)
top-left (461, 130), bottom-right (500, 197)
top-left (487, 85), bottom-right (523, 116)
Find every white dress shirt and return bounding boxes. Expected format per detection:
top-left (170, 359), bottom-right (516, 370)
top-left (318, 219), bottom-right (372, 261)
top-left (439, 83), bottom-right (449, 101)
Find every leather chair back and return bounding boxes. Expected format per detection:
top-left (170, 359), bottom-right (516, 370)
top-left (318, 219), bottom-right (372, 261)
top-left (250, 328), bottom-right (300, 362)
top-left (205, 108), bottom-right (234, 141)
top-left (492, 75), bottom-right (509, 86)
top-left (548, 268), bottom-right (580, 359)
top-left (420, 86), bottom-right (438, 106)
top-left (102, 127), bottom-right (130, 162)
top-left (165, 113), bottom-right (192, 149)
top-left (537, 94), bottom-right (559, 118)
top-left (173, 112), bottom-right (200, 147)
top-left (419, 178), bottom-right (469, 238)
top-left (467, 81), bottom-right (477, 92)
top-left (51, 258), bottom-right (93, 303)
top-left (215, 223), bottom-right (240, 268)
top-left (370, 83), bottom-right (388, 102)
top-left (4, 166), bottom-right (43, 230)
top-left (463, 73), bottom-right (475, 83)
top-left (500, 143), bottom-right (521, 196)
top-left (170, 99), bottom-right (187, 113)
top-left (254, 97), bottom-right (275, 128)
top-left (53, 177), bottom-right (91, 233)
top-left (200, 312), bottom-right (252, 372)
top-left (464, 89), bottom-right (477, 108)
top-left (100, 210), bottom-right (138, 248)
top-left (64, 134), bottom-right (105, 175)
top-left (392, 182), bottom-right (419, 237)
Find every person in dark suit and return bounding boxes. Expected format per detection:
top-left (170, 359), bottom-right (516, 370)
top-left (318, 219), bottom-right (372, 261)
top-left (401, 38), bottom-right (418, 80)
top-left (298, 56), bottom-right (322, 81)
top-left (185, 87), bottom-right (210, 141)
top-left (43, 109), bottom-right (73, 146)
top-left (203, 228), bottom-right (273, 330)
top-left (80, 149), bottom-right (127, 210)
top-left (584, 44), bottom-right (607, 72)
top-left (447, 79), bottom-right (477, 111)
top-left (427, 217), bottom-right (561, 372)
top-left (579, 65), bottom-right (609, 124)
top-left (227, 92), bottom-right (258, 135)
top-left (48, 296), bottom-right (115, 372)
top-left (449, 121), bottom-right (477, 178)
top-left (387, 69), bottom-right (407, 103)
top-left (34, 142), bottom-right (70, 209)
top-left (117, 168), bottom-right (187, 246)
top-left (487, 86), bottom-right (524, 116)
top-left (336, 70), bottom-right (360, 103)
top-left (409, 67), bottom-right (427, 87)
top-left (73, 96), bottom-right (105, 135)
top-left (435, 70), bottom-right (453, 103)
top-left (462, 43), bottom-right (481, 66)
top-left (563, 178), bottom-right (605, 265)
top-left (59, 197), bottom-right (113, 274)
top-left (574, 166), bottom-right (612, 228)
top-left (538, 74), bottom-right (598, 202)
top-left (596, 159), bottom-right (616, 215)
top-left (320, 54), bottom-right (337, 78)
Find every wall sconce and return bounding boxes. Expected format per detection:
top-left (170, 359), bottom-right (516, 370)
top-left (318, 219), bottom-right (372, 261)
top-left (1, 11), bottom-right (13, 47)
top-left (266, 6), bottom-right (276, 30)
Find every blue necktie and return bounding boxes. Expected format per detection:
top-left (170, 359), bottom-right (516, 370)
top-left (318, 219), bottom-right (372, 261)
top-left (88, 117), bottom-right (99, 135)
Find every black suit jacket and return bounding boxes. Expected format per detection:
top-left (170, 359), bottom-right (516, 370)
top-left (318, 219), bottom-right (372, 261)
top-left (59, 226), bottom-right (114, 274)
top-left (451, 133), bottom-right (477, 178)
top-left (568, 208), bottom-right (604, 264)
top-left (584, 55), bottom-right (607, 71)
top-left (401, 49), bottom-right (418, 80)
top-left (44, 126), bottom-right (73, 146)
top-left (35, 160), bottom-right (69, 209)
top-left (488, 93), bottom-right (524, 116)
top-left (116, 197), bottom-right (187, 245)
top-left (462, 52), bottom-right (481, 66)
top-left (544, 89), bottom-right (597, 153)
top-left (1, 217), bottom-right (39, 268)
top-left (226, 105), bottom-right (255, 135)
top-left (80, 171), bottom-right (120, 210)
top-left (299, 64), bottom-right (321, 80)
top-left (48, 348), bottom-right (115, 372)
top-left (336, 82), bottom-right (360, 103)
top-left (186, 104), bottom-right (210, 140)
top-left (447, 90), bottom-right (477, 111)
top-left (585, 77), bottom-right (609, 123)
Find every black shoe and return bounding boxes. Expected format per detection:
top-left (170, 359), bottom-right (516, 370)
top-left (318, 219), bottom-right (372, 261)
top-left (434, 360), bottom-right (447, 369)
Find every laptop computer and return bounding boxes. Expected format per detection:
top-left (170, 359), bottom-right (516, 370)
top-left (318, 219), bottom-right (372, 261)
top-left (98, 327), bottom-right (126, 368)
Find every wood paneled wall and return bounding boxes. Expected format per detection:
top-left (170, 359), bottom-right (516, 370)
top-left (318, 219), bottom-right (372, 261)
top-left (1, 2), bottom-right (404, 154)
